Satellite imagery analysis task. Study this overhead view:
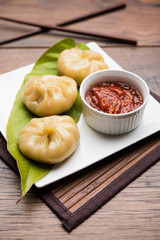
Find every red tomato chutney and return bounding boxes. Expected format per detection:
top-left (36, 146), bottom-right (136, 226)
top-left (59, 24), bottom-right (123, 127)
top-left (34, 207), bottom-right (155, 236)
top-left (85, 82), bottom-right (143, 114)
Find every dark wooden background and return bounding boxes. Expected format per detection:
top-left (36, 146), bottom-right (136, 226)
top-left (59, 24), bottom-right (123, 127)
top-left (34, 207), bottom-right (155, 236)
top-left (0, 0), bottom-right (160, 239)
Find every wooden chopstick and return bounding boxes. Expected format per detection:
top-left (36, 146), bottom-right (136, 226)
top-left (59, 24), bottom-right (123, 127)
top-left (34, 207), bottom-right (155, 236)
top-left (0, 2), bottom-right (127, 29)
top-left (52, 26), bottom-right (137, 45)
top-left (0, 2), bottom-right (137, 45)
top-left (0, 17), bottom-right (137, 45)
top-left (57, 2), bottom-right (126, 26)
top-left (0, 29), bottom-right (45, 45)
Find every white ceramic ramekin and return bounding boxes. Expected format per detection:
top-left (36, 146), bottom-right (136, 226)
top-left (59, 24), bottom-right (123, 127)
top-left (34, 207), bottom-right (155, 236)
top-left (80, 69), bottom-right (150, 134)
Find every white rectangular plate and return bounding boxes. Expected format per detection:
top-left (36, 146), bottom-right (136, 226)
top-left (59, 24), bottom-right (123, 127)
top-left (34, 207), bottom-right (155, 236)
top-left (0, 42), bottom-right (159, 188)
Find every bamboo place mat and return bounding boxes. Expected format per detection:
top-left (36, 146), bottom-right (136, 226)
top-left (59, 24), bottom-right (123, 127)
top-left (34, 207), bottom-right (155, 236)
top-left (0, 92), bottom-right (159, 232)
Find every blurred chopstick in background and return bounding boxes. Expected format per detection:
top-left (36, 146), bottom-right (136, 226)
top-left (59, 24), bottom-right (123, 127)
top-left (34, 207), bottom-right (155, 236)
top-left (0, 2), bottom-right (137, 45)
top-left (57, 2), bottom-right (126, 26)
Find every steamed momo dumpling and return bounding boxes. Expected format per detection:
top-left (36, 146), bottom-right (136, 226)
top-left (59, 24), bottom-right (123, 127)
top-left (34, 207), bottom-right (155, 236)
top-left (57, 48), bottom-right (109, 86)
top-left (18, 115), bottom-right (80, 164)
top-left (22, 75), bottom-right (77, 116)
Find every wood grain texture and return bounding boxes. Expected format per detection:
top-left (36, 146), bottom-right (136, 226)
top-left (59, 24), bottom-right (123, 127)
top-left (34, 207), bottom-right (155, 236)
top-left (0, 16), bottom-right (137, 45)
top-left (70, 1), bottom-right (160, 46)
top-left (73, 143), bottom-right (159, 212)
top-left (0, 0), bottom-right (160, 239)
top-left (0, 151), bottom-right (160, 240)
top-left (0, 0), bottom-right (159, 47)
top-left (50, 135), bottom-right (160, 212)
top-left (0, 47), bottom-right (159, 96)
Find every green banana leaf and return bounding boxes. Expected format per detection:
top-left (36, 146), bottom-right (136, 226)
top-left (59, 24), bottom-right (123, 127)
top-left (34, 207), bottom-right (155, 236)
top-left (6, 38), bottom-right (89, 201)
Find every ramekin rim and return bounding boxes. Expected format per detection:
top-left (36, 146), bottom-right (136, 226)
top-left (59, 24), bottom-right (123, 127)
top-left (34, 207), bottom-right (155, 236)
top-left (80, 69), bottom-right (150, 117)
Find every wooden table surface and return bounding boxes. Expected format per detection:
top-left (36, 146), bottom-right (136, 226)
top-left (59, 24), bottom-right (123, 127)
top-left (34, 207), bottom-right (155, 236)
top-left (0, 0), bottom-right (160, 239)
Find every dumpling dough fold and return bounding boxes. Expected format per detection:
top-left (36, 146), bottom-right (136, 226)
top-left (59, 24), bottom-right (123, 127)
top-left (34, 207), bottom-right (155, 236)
top-left (22, 75), bottom-right (77, 116)
top-left (58, 48), bottom-right (109, 86)
top-left (18, 115), bottom-right (80, 164)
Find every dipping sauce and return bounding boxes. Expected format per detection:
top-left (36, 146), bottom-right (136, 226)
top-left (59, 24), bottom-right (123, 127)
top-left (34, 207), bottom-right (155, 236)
top-left (85, 82), bottom-right (143, 114)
